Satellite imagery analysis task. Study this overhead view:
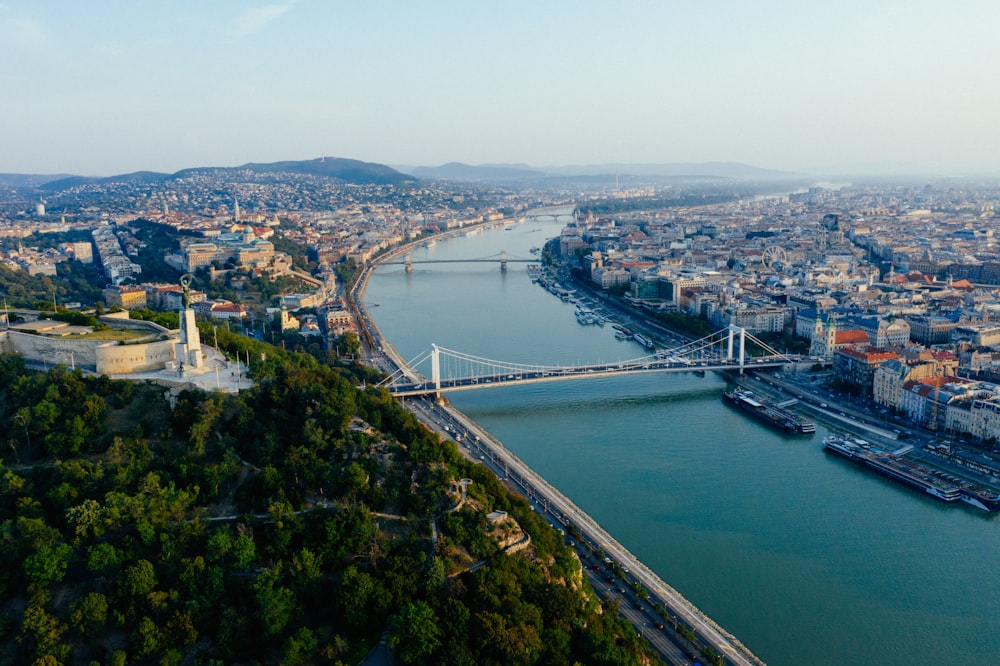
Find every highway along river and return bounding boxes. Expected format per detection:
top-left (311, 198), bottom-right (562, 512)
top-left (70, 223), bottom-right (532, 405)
top-left (363, 211), bottom-right (1000, 666)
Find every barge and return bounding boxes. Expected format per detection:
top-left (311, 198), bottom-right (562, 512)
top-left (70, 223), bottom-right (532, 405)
top-left (722, 389), bottom-right (816, 434)
top-left (824, 435), bottom-right (961, 503)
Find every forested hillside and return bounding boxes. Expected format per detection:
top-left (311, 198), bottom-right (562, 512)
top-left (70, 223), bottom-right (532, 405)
top-left (0, 346), bottom-right (658, 665)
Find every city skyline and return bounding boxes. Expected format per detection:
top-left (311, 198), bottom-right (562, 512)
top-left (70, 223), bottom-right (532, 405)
top-left (3, 0), bottom-right (1000, 177)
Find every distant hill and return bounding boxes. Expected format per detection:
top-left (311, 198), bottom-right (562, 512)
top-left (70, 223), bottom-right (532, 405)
top-left (0, 173), bottom-right (76, 188)
top-left (407, 162), bottom-right (546, 182)
top-left (12, 158), bottom-right (807, 195)
top-left (175, 157), bottom-right (417, 186)
top-left (543, 161), bottom-right (802, 180)
top-left (402, 161), bottom-right (803, 184)
top-left (39, 170), bottom-right (171, 191)
top-left (31, 157), bottom-right (417, 193)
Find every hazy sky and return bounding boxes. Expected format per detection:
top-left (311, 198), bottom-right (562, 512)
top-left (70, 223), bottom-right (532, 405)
top-left (2, 0), bottom-right (999, 176)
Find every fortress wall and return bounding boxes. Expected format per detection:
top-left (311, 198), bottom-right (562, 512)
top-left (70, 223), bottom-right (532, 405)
top-left (0, 330), bottom-right (104, 369)
top-left (98, 313), bottom-right (174, 336)
top-left (96, 339), bottom-right (178, 375)
top-left (0, 330), bottom-right (181, 376)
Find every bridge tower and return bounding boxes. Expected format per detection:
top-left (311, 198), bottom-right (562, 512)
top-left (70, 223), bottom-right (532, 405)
top-left (405, 253), bottom-right (412, 272)
top-left (500, 250), bottom-right (507, 272)
top-left (727, 325), bottom-right (746, 372)
top-left (431, 344), bottom-right (442, 396)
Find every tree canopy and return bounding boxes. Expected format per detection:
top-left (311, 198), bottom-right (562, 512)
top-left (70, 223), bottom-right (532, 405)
top-left (0, 350), bottom-right (660, 665)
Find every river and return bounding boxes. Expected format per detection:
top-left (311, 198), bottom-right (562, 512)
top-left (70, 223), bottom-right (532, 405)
top-left (363, 211), bottom-right (1000, 666)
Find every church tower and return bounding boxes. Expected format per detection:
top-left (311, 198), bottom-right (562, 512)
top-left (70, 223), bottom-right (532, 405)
top-left (825, 318), bottom-right (838, 356)
top-left (809, 311), bottom-right (825, 358)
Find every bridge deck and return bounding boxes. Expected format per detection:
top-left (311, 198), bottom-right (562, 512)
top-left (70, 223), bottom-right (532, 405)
top-left (380, 326), bottom-right (799, 396)
top-left (388, 359), bottom-right (790, 396)
top-left (383, 258), bottom-right (535, 264)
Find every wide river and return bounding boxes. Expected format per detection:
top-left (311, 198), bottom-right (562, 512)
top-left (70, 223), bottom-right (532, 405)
top-left (364, 212), bottom-right (1000, 666)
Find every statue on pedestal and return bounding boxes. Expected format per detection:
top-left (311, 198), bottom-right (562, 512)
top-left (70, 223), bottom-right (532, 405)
top-left (180, 273), bottom-right (193, 309)
top-left (176, 274), bottom-right (203, 368)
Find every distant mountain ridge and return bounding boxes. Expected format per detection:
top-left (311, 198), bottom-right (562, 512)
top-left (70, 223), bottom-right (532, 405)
top-left (0, 173), bottom-right (76, 188)
top-left (400, 161), bottom-right (802, 183)
top-left (29, 157), bottom-right (416, 192)
top-left (174, 157), bottom-right (416, 186)
top-left (5, 157), bottom-right (807, 194)
top-left (544, 161), bottom-right (800, 179)
top-left (407, 162), bottom-right (546, 181)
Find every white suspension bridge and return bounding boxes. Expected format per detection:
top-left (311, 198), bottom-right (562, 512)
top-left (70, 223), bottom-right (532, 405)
top-left (379, 325), bottom-right (799, 397)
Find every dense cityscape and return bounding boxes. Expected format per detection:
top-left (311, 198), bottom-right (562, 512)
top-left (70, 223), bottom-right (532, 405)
top-left (7, 170), bottom-right (1000, 445)
top-left (4, 162), bottom-right (1000, 664)
top-left (6, 0), bottom-right (1000, 662)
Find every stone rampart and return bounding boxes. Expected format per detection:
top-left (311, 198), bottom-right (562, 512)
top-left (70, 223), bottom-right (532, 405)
top-left (0, 330), bottom-right (180, 375)
top-left (95, 339), bottom-right (179, 375)
top-left (98, 313), bottom-right (174, 337)
top-left (0, 330), bottom-right (104, 370)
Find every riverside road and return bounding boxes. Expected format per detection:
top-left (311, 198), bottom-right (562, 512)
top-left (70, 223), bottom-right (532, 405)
top-left (407, 394), bottom-right (760, 666)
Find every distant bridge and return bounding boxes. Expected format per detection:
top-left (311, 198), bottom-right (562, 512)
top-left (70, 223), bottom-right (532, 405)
top-left (382, 250), bottom-right (535, 272)
top-left (524, 210), bottom-right (576, 221)
top-left (378, 326), bottom-right (798, 397)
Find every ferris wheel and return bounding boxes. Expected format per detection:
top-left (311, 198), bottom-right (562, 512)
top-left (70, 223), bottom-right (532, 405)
top-left (761, 246), bottom-right (787, 267)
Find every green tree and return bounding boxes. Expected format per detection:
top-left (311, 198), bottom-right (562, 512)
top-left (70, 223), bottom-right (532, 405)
top-left (70, 591), bottom-right (109, 637)
top-left (23, 542), bottom-right (73, 588)
top-left (388, 601), bottom-right (441, 664)
top-left (121, 559), bottom-right (157, 598)
top-left (232, 532), bottom-right (257, 568)
top-left (134, 615), bottom-right (163, 658)
top-left (86, 542), bottom-right (124, 574)
top-left (339, 565), bottom-right (380, 630)
top-left (205, 529), bottom-right (234, 563)
top-left (424, 555), bottom-right (447, 593)
top-left (253, 566), bottom-right (298, 637)
top-left (475, 610), bottom-right (544, 665)
top-left (18, 591), bottom-right (70, 663)
top-left (283, 626), bottom-right (318, 666)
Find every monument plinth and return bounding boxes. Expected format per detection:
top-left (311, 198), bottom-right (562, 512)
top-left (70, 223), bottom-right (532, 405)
top-left (175, 274), bottom-right (204, 369)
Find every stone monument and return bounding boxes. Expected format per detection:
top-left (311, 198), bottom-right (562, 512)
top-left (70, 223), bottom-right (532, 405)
top-left (175, 274), bottom-right (203, 369)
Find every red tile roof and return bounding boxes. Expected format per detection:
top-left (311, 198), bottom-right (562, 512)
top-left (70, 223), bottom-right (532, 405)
top-left (834, 330), bottom-right (869, 345)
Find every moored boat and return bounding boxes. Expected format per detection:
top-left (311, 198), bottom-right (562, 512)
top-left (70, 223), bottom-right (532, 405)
top-left (722, 389), bottom-right (815, 435)
top-left (918, 444), bottom-right (1000, 511)
top-left (824, 435), bottom-right (961, 503)
top-left (632, 333), bottom-right (655, 350)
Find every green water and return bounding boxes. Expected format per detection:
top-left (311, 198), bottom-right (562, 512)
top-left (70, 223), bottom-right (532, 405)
top-left (365, 216), bottom-right (1000, 666)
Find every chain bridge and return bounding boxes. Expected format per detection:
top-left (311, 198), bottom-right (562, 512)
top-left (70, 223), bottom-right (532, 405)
top-left (382, 250), bottom-right (535, 272)
top-left (379, 326), bottom-right (798, 397)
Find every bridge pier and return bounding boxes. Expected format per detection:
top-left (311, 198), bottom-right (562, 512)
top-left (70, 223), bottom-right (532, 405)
top-left (500, 249), bottom-right (507, 272)
top-left (405, 252), bottom-right (412, 272)
top-left (431, 344), bottom-right (442, 396)
top-left (727, 325), bottom-right (746, 373)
